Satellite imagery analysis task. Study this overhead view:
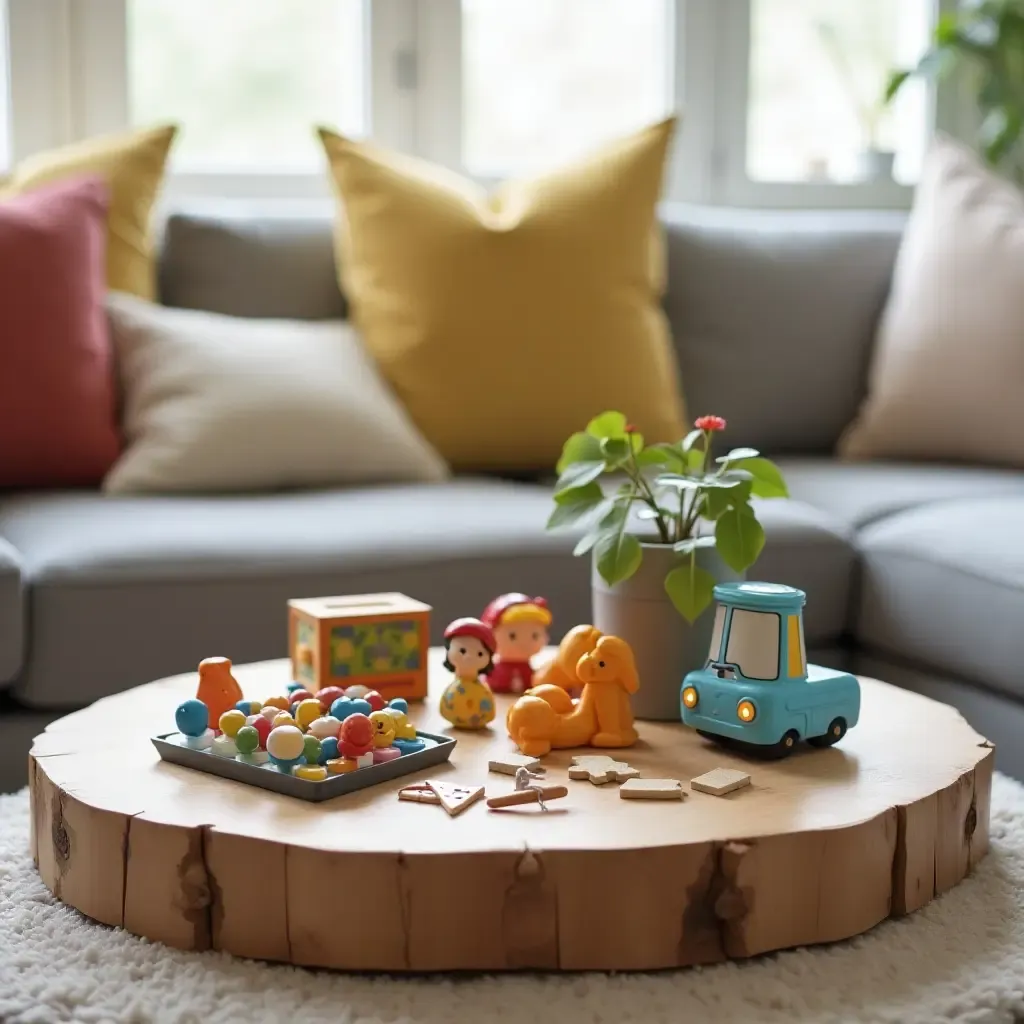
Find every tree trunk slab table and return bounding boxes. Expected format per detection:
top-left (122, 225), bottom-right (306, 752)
top-left (28, 653), bottom-right (993, 972)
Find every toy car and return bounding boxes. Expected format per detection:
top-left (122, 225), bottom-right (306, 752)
top-left (680, 582), bottom-right (860, 759)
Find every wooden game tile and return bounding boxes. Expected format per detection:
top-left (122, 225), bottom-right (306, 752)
top-left (618, 778), bottom-right (685, 801)
top-left (426, 780), bottom-right (485, 817)
top-left (690, 768), bottom-right (751, 797)
top-left (398, 784), bottom-right (441, 805)
top-left (488, 753), bottom-right (544, 776)
top-left (568, 756), bottom-right (639, 785)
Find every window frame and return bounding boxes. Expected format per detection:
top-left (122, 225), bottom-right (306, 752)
top-left (3, 0), bottom-right (973, 208)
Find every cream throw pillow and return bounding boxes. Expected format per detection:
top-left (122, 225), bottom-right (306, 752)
top-left (104, 293), bottom-right (449, 493)
top-left (841, 137), bottom-right (1024, 465)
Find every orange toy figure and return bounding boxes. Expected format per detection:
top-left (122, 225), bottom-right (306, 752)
top-left (531, 624), bottom-right (602, 691)
top-left (481, 593), bottom-right (552, 694)
top-left (506, 635), bottom-right (639, 757)
top-left (195, 657), bottom-right (244, 726)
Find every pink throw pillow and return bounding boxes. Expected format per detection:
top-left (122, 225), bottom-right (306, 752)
top-left (0, 176), bottom-right (121, 487)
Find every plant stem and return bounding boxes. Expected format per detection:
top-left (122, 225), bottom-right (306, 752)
top-left (679, 429), bottom-right (713, 542)
top-left (626, 445), bottom-right (671, 544)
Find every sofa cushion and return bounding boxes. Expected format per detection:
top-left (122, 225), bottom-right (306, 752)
top-left (663, 206), bottom-right (904, 455)
top-left (856, 497), bottom-right (1024, 702)
top-left (0, 486), bottom-right (854, 708)
top-left (158, 208), bottom-right (346, 320)
top-left (776, 457), bottom-right (1024, 528)
top-left (0, 537), bottom-right (24, 686)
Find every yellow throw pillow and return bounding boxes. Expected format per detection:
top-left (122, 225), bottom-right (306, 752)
top-left (317, 120), bottom-right (686, 472)
top-left (2, 124), bottom-right (176, 299)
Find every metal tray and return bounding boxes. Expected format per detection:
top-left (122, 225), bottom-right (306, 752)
top-left (152, 730), bottom-right (457, 802)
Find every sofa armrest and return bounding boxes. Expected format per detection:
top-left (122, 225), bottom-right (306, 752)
top-left (0, 537), bottom-right (24, 686)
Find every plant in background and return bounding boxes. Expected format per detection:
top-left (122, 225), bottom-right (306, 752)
top-left (547, 412), bottom-right (789, 623)
top-left (816, 18), bottom-right (892, 156)
top-left (887, 0), bottom-right (1024, 181)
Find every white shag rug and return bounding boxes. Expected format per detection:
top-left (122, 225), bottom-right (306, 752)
top-left (2, 779), bottom-right (1024, 1024)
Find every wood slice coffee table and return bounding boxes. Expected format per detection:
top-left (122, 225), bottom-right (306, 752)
top-left (28, 653), bottom-right (993, 972)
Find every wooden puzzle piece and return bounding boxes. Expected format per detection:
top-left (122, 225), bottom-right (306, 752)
top-left (488, 752), bottom-right (545, 776)
top-left (568, 755), bottom-right (639, 785)
top-left (426, 780), bottom-right (485, 817)
top-left (398, 783), bottom-right (441, 804)
top-left (618, 778), bottom-right (685, 801)
top-left (691, 768), bottom-right (751, 797)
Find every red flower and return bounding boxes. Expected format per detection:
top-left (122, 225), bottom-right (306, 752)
top-left (624, 423), bottom-right (638, 434)
top-left (694, 415), bottom-right (727, 432)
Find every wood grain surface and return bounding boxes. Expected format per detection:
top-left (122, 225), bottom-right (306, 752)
top-left (29, 650), bottom-right (993, 971)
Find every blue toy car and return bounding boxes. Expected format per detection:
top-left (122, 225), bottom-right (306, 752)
top-left (680, 582), bottom-right (860, 759)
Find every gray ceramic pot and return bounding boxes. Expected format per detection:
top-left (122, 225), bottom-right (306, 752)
top-left (591, 543), bottom-right (742, 721)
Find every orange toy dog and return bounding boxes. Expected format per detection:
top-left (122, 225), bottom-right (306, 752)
top-left (530, 623), bottom-right (603, 691)
top-left (506, 632), bottom-right (640, 757)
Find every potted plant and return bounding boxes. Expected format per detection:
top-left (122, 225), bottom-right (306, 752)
top-left (815, 19), bottom-right (896, 182)
top-left (548, 412), bottom-right (789, 720)
top-left (886, 0), bottom-right (1024, 183)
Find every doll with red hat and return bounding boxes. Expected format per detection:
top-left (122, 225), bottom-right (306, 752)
top-left (480, 593), bottom-right (552, 694)
top-left (439, 617), bottom-right (497, 730)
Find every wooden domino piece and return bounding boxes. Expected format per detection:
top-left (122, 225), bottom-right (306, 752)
top-left (488, 753), bottom-right (545, 776)
top-left (690, 768), bottom-right (751, 797)
top-left (618, 778), bottom-right (685, 801)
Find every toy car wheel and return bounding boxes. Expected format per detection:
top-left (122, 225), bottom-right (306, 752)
top-left (760, 729), bottom-right (800, 760)
top-left (808, 717), bottom-right (847, 748)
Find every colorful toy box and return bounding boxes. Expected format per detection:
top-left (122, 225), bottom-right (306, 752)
top-left (288, 593), bottom-right (431, 700)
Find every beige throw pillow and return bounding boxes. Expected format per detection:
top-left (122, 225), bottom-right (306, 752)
top-left (841, 137), bottom-right (1024, 466)
top-left (104, 293), bottom-right (449, 493)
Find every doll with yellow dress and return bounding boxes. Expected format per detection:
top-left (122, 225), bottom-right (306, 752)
top-left (439, 618), bottom-right (497, 730)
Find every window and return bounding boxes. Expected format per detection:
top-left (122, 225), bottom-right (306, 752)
top-left (128, 0), bottom-right (367, 174)
top-left (706, 604), bottom-right (726, 666)
top-left (746, 0), bottom-right (931, 186)
top-left (725, 610), bottom-right (780, 681)
top-left (1, 0), bottom-right (959, 208)
top-left (459, 0), bottom-right (673, 178)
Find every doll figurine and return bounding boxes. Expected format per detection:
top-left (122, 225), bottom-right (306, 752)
top-left (480, 593), bottom-right (552, 694)
top-left (439, 618), bottom-right (497, 730)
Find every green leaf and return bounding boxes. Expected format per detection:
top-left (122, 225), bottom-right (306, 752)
top-left (664, 561), bottom-right (717, 623)
top-left (546, 483), bottom-right (605, 529)
top-left (554, 461), bottom-right (605, 494)
top-left (716, 447), bottom-right (760, 464)
top-left (702, 479), bottom-right (752, 520)
top-left (680, 429), bottom-right (703, 452)
top-left (715, 507), bottom-right (766, 573)
top-left (638, 506), bottom-right (675, 520)
top-left (586, 411), bottom-right (628, 440)
top-left (673, 536), bottom-right (717, 554)
top-left (595, 531), bottom-right (642, 586)
top-left (573, 531), bottom-right (603, 557)
top-left (556, 432), bottom-right (604, 474)
top-left (572, 498), bottom-right (629, 557)
top-left (635, 447), bottom-right (671, 468)
top-left (600, 437), bottom-right (631, 464)
top-left (884, 68), bottom-right (912, 103)
top-left (732, 457), bottom-right (789, 499)
top-left (655, 473), bottom-right (701, 491)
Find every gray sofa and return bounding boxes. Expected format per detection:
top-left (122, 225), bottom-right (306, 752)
top-left (2, 203), bottom-right (1022, 792)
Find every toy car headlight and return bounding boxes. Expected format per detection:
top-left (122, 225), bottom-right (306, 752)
top-left (737, 699), bottom-right (756, 723)
top-left (682, 686), bottom-right (698, 709)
